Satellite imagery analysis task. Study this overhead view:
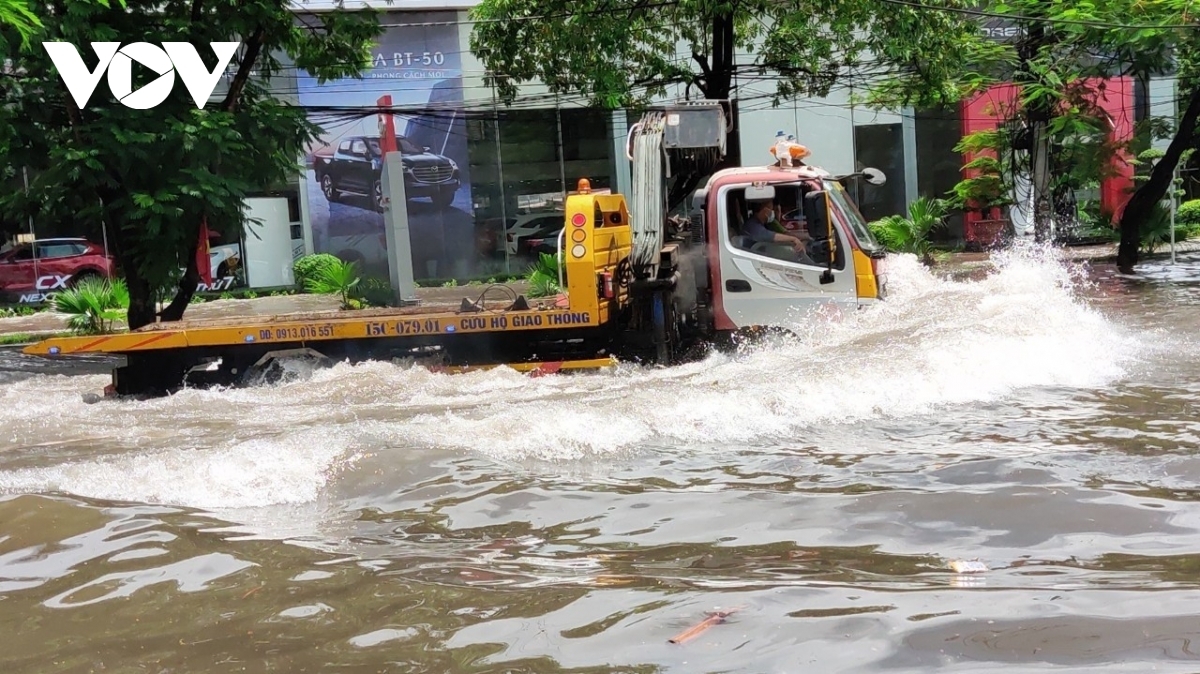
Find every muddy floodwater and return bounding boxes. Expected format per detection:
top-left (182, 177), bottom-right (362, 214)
top-left (3, 245), bottom-right (1200, 673)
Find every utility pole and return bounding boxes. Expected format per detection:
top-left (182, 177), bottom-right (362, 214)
top-left (1170, 162), bottom-right (1178, 264)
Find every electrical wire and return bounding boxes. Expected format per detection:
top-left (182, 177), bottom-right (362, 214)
top-left (293, 1), bottom-right (683, 27)
top-left (876, 0), bottom-right (1200, 31)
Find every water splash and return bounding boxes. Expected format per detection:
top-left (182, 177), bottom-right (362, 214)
top-left (0, 427), bottom-right (359, 509)
top-left (0, 244), bottom-right (1145, 506)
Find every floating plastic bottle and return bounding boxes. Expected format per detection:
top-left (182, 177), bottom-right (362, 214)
top-left (948, 559), bottom-right (988, 574)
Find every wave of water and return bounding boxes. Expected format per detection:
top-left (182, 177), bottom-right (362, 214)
top-left (0, 244), bottom-right (1147, 507)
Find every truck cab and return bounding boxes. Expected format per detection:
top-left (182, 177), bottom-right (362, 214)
top-left (693, 164), bottom-right (889, 334)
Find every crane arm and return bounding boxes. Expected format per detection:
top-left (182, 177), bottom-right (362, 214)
top-left (625, 101), bottom-right (729, 280)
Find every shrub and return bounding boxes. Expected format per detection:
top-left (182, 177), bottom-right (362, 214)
top-left (525, 252), bottom-right (561, 298)
top-left (356, 276), bottom-right (394, 307)
top-left (868, 196), bottom-right (949, 265)
top-left (1177, 199), bottom-right (1200, 230)
top-left (52, 277), bottom-right (129, 334)
top-left (293, 253), bottom-right (342, 290)
top-left (305, 258), bottom-right (361, 309)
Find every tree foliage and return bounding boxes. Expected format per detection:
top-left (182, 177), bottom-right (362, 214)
top-left (876, 0), bottom-right (1199, 265)
top-left (468, 0), bottom-right (978, 110)
top-left (0, 0), bottom-right (39, 48)
top-left (0, 0), bottom-right (381, 329)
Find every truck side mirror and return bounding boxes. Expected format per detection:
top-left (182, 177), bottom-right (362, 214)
top-left (803, 190), bottom-right (829, 240)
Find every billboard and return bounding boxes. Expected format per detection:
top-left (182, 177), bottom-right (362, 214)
top-left (297, 11), bottom-right (476, 281)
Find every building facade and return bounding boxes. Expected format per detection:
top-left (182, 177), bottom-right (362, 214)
top-left (262, 4), bottom-right (1183, 283)
top-left (6, 1), bottom-right (1179, 303)
top-left (278, 0), bottom-right (931, 285)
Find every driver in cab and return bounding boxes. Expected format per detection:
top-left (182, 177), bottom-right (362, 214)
top-left (743, 199), bottom-right (812, 260)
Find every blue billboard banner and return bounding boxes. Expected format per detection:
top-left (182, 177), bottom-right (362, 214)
top-left (297, 10), bottom-right (477, 281)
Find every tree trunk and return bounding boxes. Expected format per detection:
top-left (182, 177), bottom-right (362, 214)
top-left (98, 191), bottom-right (157, 331)
top-left (158, 238), bottom-right (200, 322)
top-left (707, 12), bottom-right (735, 103)
top-left (1117, 84), bottom-right (1200, 273)
top-left (116, 242), bottom-right (157, 331)
top-left (710, 12), bottom-right (740, 167)
top-left (125, 268), bottom-right (158, 331)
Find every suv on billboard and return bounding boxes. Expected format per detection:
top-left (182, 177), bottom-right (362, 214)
top-left (312, 134), bottom-right (460, 212)
top-left (0, 238), bottom-right (116, 303)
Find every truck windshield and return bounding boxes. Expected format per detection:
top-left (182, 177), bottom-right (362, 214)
top-left (825, 181), bottom-right (882, 253)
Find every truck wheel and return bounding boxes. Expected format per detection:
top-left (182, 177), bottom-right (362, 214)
top-left (321, 175), bottom-right (340, 203)
top-left (431, 188), bottom-right (456, 209)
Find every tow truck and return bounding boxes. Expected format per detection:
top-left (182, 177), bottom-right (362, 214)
top-left (22, 101), bottom-right (890, 397)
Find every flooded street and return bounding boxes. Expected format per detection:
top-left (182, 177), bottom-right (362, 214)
top-left (3, 244), bottom-right (1200, 673)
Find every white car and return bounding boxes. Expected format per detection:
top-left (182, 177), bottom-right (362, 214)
top-left (497, 211), bottom-right (564, 256)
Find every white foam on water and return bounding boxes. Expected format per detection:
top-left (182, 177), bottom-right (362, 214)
top-left (359, 243), bottom-right (1141, 459)
top-left (0, 241), bottom-right (1146, 505)
top-left (0, 428), bottom-right (359, 509)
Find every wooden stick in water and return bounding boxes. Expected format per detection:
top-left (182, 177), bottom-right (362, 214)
top-left (668, 607), bottom-right (743, 644)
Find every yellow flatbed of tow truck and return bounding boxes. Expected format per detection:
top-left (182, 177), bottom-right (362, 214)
top-left (21, 292), bottom-right (604, 357)
top-left (23, 188), bottom-right (639, 396)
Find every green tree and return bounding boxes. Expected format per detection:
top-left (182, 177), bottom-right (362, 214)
top-left (0, 0), bottom-right (39, 46)
top-left (872, 0), bottom-right (1190, 257)
top-left (468, 0), bottom-right (978, 128)
top-left (1111, 18), bottom-right (1200, 272)
top-left (1033, 0), bottom-right (1199, 271)
top-left (1, 1), bottom-right (381, 330)
top-left (471, 0), bottom-right (976, 108)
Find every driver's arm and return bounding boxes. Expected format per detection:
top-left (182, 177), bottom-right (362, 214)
top-left (748, 220), bottom-right (806, 250)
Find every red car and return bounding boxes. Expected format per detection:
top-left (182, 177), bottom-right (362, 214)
top-left (0, 238), bottom-right (116, 302)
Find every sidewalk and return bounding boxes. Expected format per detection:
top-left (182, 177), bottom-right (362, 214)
top-left (0, 281), bottom-right (532, 340)
top-left (5, 241), bottom-right (1197, 340)
top-left (937, 240), bottom-right (1200, 276)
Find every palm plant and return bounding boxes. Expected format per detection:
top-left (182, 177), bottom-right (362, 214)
top-left (525, 252), bottom-right (561, 298)
top-left (52, 277), bottom-right (129, 334)
top-left (304, 258), bottom-right (361, 309)
top-left (868, 196), bottom-right (950, 266)
top-left (1139, 201), bottom-right (1176, 255)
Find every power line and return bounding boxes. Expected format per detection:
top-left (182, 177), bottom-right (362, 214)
top-left (294, 1), bottom-right (683, 28)
top-left (877, 0), bottom-right (1200, 31)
